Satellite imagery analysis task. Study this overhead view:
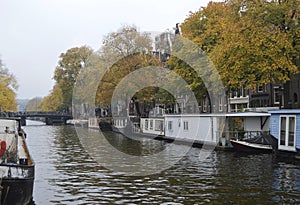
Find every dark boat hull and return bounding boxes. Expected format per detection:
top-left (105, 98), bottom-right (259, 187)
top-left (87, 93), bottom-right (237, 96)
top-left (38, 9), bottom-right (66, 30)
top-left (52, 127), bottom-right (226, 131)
top-left (230, 140), bottom-right (273, 153)
top-left (0, 163), bottom-right (35, 205)
top-left (1, 177), bottom-right (34, 205)
top-left (0, 118), bottom-right (35, 205)
top-left (99, 121), bottom-right (113, 131)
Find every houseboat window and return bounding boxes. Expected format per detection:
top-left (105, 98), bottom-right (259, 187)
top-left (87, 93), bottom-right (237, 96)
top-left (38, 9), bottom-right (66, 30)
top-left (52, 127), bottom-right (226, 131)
top-left (168, 121), bottom-right (173, 130)
top-left (279, 116), bottom-right (296, 151)
top-left (280, 117), bottom-right (286, 146)
top-left (184, 121), bottom-right (189, 130)
top-left (288, 117), bottom-right (295, 146)
top-left (150, 120), bottom-right (153, 130)
top-left (145, 120), bottom-right (148, 130)
top-left (155, 120), bottom-right (163, 131)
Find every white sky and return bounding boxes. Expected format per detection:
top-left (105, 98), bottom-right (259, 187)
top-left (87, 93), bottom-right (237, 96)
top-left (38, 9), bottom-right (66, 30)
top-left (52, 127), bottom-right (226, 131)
top-left (0, 0), bottom-right (212, 99)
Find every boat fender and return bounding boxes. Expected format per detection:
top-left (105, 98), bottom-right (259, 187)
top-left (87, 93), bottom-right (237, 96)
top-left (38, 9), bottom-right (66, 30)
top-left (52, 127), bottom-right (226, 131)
top-left (0, 141), bottom-right (6, 155)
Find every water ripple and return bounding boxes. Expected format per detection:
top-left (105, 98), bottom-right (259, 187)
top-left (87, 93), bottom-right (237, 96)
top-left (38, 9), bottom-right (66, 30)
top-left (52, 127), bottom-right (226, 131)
top-left (24, 122), bottom-right (300, 204)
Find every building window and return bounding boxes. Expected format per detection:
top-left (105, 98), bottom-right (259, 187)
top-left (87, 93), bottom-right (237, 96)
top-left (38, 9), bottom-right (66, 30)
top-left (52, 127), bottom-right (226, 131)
top-left (230, 89), bottom-right (234, 98)
top-left (183, 121), bottom-right (189, 130)
top-left (279, 116), bottom-right (296, 151)
top-left (237, 88), bottom-right (240, 97)
top-left (294, 93), bottom-right (298, 103)
top-left (274, 87), bottom-right (281, 105)
top-left (258, 85), bottom-right (264, 93)
top-left (168, 121), bottom-right (173, 130)
top-left (219, 97), bottom-right (223, 112)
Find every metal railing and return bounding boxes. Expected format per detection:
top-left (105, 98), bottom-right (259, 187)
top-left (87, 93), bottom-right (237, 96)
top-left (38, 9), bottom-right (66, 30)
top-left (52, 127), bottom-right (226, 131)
top-left (222, 130), bottom-right (268, 141)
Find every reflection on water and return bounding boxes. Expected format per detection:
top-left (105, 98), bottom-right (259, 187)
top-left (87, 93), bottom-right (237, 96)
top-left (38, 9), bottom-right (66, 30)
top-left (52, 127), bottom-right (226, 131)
top-left (24, 121), bottom-right (300, 204)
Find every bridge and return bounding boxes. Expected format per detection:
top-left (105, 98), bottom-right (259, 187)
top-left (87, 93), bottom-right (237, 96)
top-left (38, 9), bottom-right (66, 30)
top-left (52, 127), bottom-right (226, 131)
top-left (5, 112), bottom-right (73, 126)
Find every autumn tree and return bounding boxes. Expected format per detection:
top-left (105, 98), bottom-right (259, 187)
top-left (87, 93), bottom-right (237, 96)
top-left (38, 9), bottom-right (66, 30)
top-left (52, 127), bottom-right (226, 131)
top-left (96, 25), bottom-right (162, 107)
top-left (0, 59), bottom-right (18, 111)
top-left (39, 85), bottom-right (63, 111)
top-left (167, 56), bottom-right (206, 102)
top-left (25, 97), bottom-right (42, 112)
top-left (53, 46), bottom-right (93, 111)
top-left (180, 0), bottom-right (300, 89)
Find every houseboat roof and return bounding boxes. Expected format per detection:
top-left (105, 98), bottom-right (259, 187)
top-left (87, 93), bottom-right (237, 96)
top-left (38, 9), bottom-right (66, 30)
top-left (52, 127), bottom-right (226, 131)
top-left (268, 109), bottom-right (300, 114)
top-left (226, 112), bottom-right (270, 117)
top-left (164, 112), bottom-right (270, 117)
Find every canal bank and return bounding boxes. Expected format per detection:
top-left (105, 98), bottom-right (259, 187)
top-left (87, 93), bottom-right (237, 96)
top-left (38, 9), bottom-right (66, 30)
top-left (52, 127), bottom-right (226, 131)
top-left (24, 121), bottom-right (300, 204)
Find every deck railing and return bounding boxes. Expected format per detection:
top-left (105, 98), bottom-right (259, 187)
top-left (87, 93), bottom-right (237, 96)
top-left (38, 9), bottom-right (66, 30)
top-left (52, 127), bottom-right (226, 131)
top-left (222, 130), bottom-right (268, 141)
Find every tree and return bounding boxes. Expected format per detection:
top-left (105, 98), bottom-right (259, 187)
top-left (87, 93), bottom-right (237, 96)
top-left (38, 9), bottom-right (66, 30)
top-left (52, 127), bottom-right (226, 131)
top-left (0, 59), bottom-right (18, 111)
top-left (167, 56), bottom-right (206, 102)
top-left (95, 25), bottom-right (161, 106)
top-left (25, 97), bottom-right (42, 112)
top-left (53, 46), bottom-right (93, 111)
top-left (39, 85), bottom-right (63, 111)
top-left (180, 0), bottom-right (299, 89)
top-left (96, 53), bottom-right (161, 105)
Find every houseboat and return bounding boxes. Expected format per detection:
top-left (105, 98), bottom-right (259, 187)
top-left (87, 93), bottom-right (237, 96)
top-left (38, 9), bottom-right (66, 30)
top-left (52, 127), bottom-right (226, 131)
top-left (0, 118), bottom-right (34, 205)
top-left (88, 117), bottom-right (99, 129)
top-left (163, 112), bottom-right (273, 149)
top-left (140, 117), bottom-right (164, 136)
top-left (269, 110), bottom-right (300, 158)
top-left (227, 112), bottom-right (277, 153)
top-left (112, 117), bottom-right (128, 133)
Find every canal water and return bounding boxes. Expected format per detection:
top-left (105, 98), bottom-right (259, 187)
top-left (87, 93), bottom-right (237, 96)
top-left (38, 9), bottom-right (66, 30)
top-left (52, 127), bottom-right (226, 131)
top-left (24, 121), bottom-right (300, 204)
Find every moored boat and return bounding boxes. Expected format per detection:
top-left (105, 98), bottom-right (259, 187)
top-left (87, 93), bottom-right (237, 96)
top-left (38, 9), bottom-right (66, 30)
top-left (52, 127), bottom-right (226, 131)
top-left (0, 118), bottom-right (34, 205)
top-left (230, 139), bottom-right (273, 153)
top-left (230, 132), bottom-right (277, 153)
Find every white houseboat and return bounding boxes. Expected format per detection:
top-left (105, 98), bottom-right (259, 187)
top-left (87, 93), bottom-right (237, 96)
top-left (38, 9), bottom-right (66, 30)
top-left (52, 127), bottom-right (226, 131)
top-left (162, 112), bottom-right (271, 148)
top-left (140, 117), bottom-right (164, 136)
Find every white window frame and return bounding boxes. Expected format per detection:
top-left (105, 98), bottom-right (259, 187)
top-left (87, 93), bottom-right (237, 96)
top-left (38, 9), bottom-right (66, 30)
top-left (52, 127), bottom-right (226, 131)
top-left (258, 85), bottom-right (264, 93)
top-left (274, 86), bottom-right (281, 105)
top-left (219, 97), bottom-right (223, 112)
top-left (279, 115), bottom-right (296, 152)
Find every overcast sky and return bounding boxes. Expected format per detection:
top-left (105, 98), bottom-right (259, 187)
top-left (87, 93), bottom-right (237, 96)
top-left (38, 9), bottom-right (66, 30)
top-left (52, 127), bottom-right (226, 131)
top-left (0, 0), bottom-right (212, 99)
